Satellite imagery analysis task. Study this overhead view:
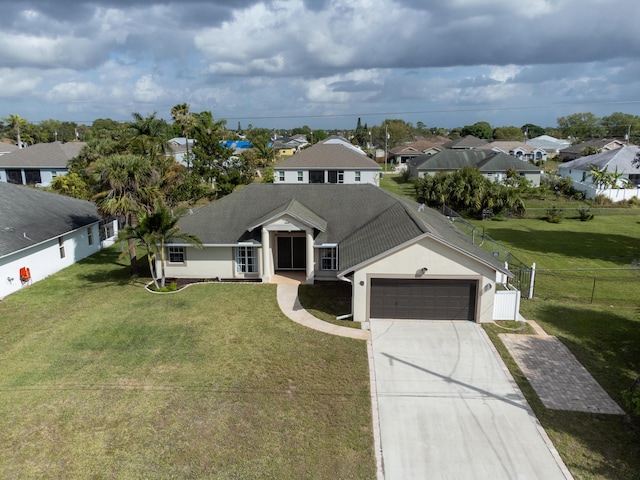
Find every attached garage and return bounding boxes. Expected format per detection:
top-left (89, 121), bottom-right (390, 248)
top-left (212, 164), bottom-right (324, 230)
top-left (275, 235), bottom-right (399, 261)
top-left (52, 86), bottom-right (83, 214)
top-left (370, 278), bottom-right (477, 321)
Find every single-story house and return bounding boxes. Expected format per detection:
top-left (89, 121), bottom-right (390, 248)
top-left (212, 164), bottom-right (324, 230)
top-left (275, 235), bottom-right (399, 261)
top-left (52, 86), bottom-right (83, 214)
top-left (525, 135), bottom-right (571, 158)
top-left (408, 150), bottom-right (543, 186)
top-left (0, 141), bottom-right (20, 156)
top-left (167, 137), bottom-right (196, 166)
top-left (442, 135), bottom-right (488, 150)
top-left (477, 141), bottom-right (547, 163)
top-left (387, 139), bottom-right (444, 168)
top-left (558, 145), bottom-right (640, 201)
top-left (0, 141), bottom-right (85, 186)
top-left (559, 138), bottom-right (626, 162)
top-left (0, 182), bottom-right (118, 299)
top-left (274, 138), bottom-right (380, 185)
top-left (163, 183), bottom-right (513, 323)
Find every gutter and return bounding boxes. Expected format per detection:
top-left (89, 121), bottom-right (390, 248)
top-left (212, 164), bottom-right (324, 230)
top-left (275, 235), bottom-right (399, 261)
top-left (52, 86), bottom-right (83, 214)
top-left (336, 274), bottom-right (354, 321)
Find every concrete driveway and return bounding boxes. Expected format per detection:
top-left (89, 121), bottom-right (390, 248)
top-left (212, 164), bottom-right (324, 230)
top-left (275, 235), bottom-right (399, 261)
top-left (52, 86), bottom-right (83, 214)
top-left (370, 320), bottom-right (571, 480)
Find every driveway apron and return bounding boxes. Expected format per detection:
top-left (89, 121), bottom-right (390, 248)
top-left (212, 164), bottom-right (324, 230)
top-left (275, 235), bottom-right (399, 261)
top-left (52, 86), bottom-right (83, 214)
top-left (370, 320), bottom-right (570, 480)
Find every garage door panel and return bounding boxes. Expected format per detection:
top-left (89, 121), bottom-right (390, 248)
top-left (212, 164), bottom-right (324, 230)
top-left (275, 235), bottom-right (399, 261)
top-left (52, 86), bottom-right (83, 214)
top-left (370, 278), bottom-right (477, 321)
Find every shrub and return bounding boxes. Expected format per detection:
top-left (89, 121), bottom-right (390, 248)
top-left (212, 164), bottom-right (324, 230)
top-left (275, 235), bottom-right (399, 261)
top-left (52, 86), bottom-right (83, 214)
top-left (594, 194), bottom-right (614, 206)
top-left (545, 205), bottom-right (563, 223)
top-left (577, 207), bottom-right (594, 221)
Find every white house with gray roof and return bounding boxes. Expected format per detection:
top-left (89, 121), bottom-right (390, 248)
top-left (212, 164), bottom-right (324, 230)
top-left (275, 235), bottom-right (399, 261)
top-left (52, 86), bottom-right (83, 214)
top-left (0, 182), bottom-right (117, 299)
top-left (0, 141), bottom-right (85, 186)
top-left (558, 145), bottom-right (640, 201)
top-left (274, 138), bottom-right (380, 185)
top-left (164, 183), bottom-right (513, 323)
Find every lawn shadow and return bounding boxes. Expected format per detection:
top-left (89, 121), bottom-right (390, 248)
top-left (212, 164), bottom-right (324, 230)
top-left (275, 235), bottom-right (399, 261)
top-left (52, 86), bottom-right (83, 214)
top-left (75, 247), bottom-right (152, 288)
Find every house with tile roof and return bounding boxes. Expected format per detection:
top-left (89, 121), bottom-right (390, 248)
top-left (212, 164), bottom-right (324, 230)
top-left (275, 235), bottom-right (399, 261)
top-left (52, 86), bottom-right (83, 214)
top-left (387, 139), bottom-right (444, 168)
top-left (0, 141), bottom-right (85, 186)
top-left (163, 183), bottom-right (513, 323)
top-left (408, 150), bottom-right (543, 186)
top-left (274, 138), bottom-right (380, 185)
top-left (525, 135), bottom-right (571, 158)
top-left (477, 141), bottom-right (547, 163)
top-left (442, 135), bottom-right (488, 150)
top-left (0, 182), bottom-right (118, 299)
top-left (558, 145), bottom-right (640, 201)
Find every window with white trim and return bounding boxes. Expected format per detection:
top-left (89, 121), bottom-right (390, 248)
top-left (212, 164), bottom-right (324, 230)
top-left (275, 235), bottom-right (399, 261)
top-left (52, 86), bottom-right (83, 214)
top-left (338, 170), bottom-right (344, 183)
top-left (168, 246), bottom-right (186, 264)
top-left (297, 171), bottom-right (303, 182)
top-left (355, 171), bottom-right (361, 182)
top-left (87, 227), bottom-right (93, 246)
top-left (58, 237), bottom-right (65, 259)
top-left (279, 171), bottom-right (285, 182)
top-left (320, 247), bottom-right (338, 270)
top-left (236, 246), bottom-right (257, 273)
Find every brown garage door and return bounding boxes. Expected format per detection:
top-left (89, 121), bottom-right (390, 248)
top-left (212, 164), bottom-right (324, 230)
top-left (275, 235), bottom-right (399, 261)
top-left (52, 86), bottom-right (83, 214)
top-left (370, 278), bottom-right (477, 321)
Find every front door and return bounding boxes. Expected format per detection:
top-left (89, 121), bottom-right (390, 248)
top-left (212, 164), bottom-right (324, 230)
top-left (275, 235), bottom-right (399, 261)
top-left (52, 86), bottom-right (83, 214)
top-left (277, 236), bottom-right (306, 270)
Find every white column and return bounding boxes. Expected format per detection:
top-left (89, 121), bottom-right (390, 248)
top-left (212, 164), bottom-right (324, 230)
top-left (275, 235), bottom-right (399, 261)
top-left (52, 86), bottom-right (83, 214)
top-left (261, 228), bottom-right (271, 283)
top-left (306, 230), bottom-right (314, 284)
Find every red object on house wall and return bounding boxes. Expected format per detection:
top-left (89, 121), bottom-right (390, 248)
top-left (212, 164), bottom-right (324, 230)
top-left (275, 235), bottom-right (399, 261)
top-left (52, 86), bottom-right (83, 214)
top-left (19, 267), bottom-right (31, 283)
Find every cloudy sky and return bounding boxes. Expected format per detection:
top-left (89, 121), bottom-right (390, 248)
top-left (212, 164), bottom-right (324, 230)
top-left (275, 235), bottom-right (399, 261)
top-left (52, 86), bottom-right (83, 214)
top-left (1, 0), bottom-right (640, 131)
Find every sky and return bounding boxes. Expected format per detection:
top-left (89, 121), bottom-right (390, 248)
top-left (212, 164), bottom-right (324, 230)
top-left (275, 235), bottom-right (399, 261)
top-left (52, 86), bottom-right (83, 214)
top-left (1, 0), bottom-right (640, 131)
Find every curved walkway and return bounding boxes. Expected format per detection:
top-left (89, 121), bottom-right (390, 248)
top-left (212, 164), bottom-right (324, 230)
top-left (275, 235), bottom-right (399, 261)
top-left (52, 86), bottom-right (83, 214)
top-left (276, 284), bottom-right (370, 340)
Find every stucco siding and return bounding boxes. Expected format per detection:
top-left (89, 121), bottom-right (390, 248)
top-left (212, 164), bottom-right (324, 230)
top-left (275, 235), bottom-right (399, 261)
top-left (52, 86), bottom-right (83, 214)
top-left (350, 237), bottom-right (496, 323)
top-left (0, 223), bottom-right (101, 299)
top-left (162, 246), bottom-right (238, 280)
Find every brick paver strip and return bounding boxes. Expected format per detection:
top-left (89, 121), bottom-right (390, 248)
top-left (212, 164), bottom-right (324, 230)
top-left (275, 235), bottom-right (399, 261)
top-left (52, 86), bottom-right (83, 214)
top-left (500, 334), bottom-right (624, 414)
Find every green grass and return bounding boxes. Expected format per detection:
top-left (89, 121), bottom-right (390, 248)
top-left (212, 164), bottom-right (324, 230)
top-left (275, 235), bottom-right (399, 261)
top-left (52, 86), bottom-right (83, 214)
top-left (0, 248), bottom-right (375, 479)
top-left (298, 281), bottom-right (360, 328)
top-left (478, 215), bottom-right (640, 479)
top-left (380, 173), bottom-right (415, 198)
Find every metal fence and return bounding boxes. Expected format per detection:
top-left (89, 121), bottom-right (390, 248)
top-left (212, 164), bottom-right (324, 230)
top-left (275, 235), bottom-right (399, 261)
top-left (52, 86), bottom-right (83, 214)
top-left (440, 205), bottom-right (534, 297)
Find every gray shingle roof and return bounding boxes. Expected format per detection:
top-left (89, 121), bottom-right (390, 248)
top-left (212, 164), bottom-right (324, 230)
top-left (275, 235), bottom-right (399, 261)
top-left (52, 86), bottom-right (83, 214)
top-left (558, 145), bottom-right (640, 173)
top-left (0, 182), bottom-right (101, 258)
top-left (276, 143), bottom-right (380, 170)
top-left (409, 149), bottom-right (489, 170)
top-left (0, 141), bottom-right (85, 168)
top-left (176, 183), bottom-right (509, 274)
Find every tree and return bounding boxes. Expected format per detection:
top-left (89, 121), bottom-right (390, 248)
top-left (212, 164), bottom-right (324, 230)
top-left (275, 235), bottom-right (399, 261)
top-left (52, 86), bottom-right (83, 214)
top-left (600, 112), bottom-right (640, 143)
top-left (3, 114), bottom-right (28, 148)
top-left (492, 126), bottom-right (524, 141)
top-left (171, 103), bottom-right (195, 168)
top-left (557, 112), bottom-right (605, 142)
top-left (92, 154), bottom-right (161, 275)
top-left (253, 136), bottom-right (276, 165)
top-left (521, 124), bottom-right (545, 139)
top-left (119, 205), bottom-right (202, 290)
top-left (126, 112), bottom-right (169, 158)
top-left (461, 121), bottom-right (492, 139)
top-left (50, 173), bottom-right (91, 200)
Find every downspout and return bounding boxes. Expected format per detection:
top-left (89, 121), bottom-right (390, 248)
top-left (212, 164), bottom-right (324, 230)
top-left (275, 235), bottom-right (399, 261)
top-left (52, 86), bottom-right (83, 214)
top-left (336, 274), bottom-right (354, 321)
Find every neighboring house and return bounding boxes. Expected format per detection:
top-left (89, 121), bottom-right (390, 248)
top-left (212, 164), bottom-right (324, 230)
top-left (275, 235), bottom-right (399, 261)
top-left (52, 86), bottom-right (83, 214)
top-left (0, 141), bottom-right (85, 186)
top-left (0, 182), bottom-right (118, 299)
top-left (408, 150), bottom-right (542, 186)
top-left (167, 137), bottom-right (196, 166)
top-left (0, 141), bottom-right (20, 156)
top-left (477, 141), bottom-right (547, 163)
top-left (558, 145), bottom-right (640, 201)
top-left (272, 135), bottom-right (311, 156)
top-left (274, 138), bottom-right (380, 185)
top-left (442, 135), bottom-right (488, 150)
top-left (559, 138), bottom-right (626, 162)
top-left (164, 183), bottom-right (512, 323)
top-left (525, 135), bottom-right (571, 158)
top-left (387, 139), bottom-right (444, 168)
top-left (220, 140), bottom-right (253, 155)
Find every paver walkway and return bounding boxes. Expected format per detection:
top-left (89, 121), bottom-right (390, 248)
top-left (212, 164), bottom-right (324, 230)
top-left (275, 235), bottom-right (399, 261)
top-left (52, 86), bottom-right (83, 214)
top-left (500, 323), bottom-right (624, 414)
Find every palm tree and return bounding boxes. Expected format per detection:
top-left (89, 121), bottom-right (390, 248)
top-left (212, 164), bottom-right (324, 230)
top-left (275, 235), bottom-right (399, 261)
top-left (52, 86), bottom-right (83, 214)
top-left (171, 103), bottom-right (195, 168)
top-left (119, 205), bottom-right (202, 289)
top-left (3, 114), bottom-right (28, 148)
top-left (92, 154), bottom-right (161, 275)
top-left (252, 136), bottom-right (276, 165)
top-left (127, 112), bottom-right (169, 159)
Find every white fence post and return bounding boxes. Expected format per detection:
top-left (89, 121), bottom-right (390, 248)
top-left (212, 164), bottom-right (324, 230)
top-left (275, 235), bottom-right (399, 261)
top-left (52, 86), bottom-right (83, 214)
top-left (528, 262), bottom-right (536, 300)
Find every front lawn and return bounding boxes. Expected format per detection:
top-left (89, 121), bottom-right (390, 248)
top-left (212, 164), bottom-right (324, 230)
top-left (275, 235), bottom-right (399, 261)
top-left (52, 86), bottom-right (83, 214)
top-left (0, 248), bottom-right (375, 479)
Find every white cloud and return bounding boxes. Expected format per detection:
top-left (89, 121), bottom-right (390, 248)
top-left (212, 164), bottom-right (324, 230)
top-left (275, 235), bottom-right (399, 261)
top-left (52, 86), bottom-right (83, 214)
top-left (134, 75), bottom-right (165, 103)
